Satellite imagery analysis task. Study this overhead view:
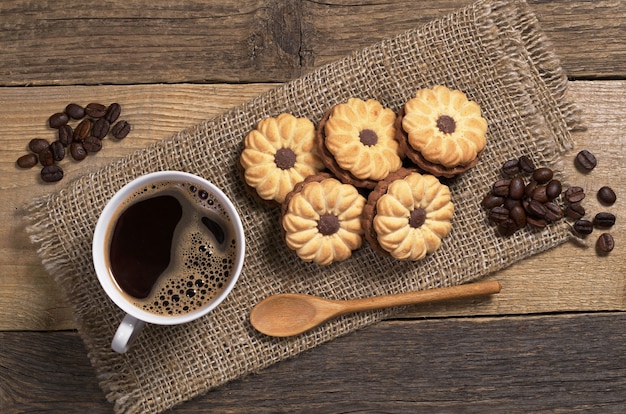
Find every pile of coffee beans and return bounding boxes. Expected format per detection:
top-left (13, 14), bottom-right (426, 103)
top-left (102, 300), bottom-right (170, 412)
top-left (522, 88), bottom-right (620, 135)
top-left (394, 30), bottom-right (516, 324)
top-left (16, 102), bottom-right (131, 183)
top-left (483, 151), bottom-right (617, 256)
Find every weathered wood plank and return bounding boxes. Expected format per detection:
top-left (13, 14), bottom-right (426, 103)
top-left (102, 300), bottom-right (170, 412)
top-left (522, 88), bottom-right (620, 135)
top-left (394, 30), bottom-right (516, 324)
top-left (0, 80), bottom-right (624, 331)
top-left (2, 313), bottom-right (625, 413)
top-left (0, 0), bottom-right (624, 86)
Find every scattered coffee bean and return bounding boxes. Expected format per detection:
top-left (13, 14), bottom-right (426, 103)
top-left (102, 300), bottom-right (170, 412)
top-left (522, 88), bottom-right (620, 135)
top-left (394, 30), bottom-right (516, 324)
top-left (524, 180), bottom-right (538, 197)
top-left (597, 186), bottom-right (616, 205)
top-left (545, 180), bottom-right (562, 201)
top-left (65, 103), bottom-right (85, 120)
top-left (543, 202), bottom-right (563, 222)
top-left (509, 176), bottom-right (525, 200)
top-left (565, 202), bottom-right (585, 220)
top-left (16, 153), bottom-right (38, 168)
top-left (48, 112), bottom-right (69, 129)
top-left (593, 212), bottom-right (616, 228)
top-left (492, 179), bottom-right (511, 197)
top-left (526, 216), bottom-right (547, 229)
top-left (501, 159), bottom-right (520, 177)
top-left (82, 136), bottom-right (103, 153)
top-left (85, 102), bottom-right (107, 118)
top-left (40, 165), bottom-right (64, 182)
top-left (510, 205), bottom-right (527, 229)
top-left (111, 120), bottom-right (131, 139)
top-left (50, 140), bottom-right (65, 162)
top-left (531, 185), bottom-right (548, 203)
top-left (73, 119), bottom-right (93, 141)
top-left (489, 206), bottom-right (510, 224)
top-left (565, 186), bottom-right (585, 204)
top-left (532, 167), bottom-right (553, 184)
top-left (482, 194), bottom-right (504, 210)
top-left (58, 124), bottom-right (73, 146)
top-left (504, 197), bottom-right (521, 211)
top-left (70, 141), bottom-right (87, 161)
top-left (38, 147), bottom-right (54, 167)
top-left (573, 219), bottom-right (593, 235)
top-left (104, 103), bottom-right (121, 123)
top-left (92, 118), bottom-right (110, 139)
top-left (575, 149), bottom-right (597, 172)
top-left (28, 138), bottom-right (50, 154)
top-left (518, 155), bottom-right (535, 174)
top-left (596, 233), bottom-right (614, 255)
top-left (498, 219), bottom-right (518, 236)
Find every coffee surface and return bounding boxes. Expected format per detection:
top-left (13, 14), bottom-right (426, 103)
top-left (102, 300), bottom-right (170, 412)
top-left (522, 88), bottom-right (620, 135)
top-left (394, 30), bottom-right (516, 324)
top-left (106, 181), bottom-right (237, 316)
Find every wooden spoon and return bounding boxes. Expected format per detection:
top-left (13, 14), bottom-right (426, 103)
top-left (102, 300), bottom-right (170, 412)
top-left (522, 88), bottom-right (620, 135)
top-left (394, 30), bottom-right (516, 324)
top-left (250, 280), bottom-right (501, 337)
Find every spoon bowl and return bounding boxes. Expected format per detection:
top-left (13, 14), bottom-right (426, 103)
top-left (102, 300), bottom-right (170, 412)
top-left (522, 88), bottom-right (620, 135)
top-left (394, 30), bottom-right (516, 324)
top-left (250, 280), bottom-right (501, 337)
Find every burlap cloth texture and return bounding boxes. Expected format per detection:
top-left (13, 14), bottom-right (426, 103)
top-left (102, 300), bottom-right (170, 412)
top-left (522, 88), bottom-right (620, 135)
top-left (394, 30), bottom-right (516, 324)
top-left (23, 1), bottom-right (583, 413)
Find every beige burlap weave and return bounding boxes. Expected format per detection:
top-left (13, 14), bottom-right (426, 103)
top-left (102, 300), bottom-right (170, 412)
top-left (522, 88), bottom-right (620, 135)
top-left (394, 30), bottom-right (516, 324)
top-left (24, 1), bottom-right (582, 413)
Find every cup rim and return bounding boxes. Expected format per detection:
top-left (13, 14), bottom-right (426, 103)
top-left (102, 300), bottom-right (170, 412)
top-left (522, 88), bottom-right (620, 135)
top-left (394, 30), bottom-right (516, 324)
top-left (92, 171), bottom-right (245, 326)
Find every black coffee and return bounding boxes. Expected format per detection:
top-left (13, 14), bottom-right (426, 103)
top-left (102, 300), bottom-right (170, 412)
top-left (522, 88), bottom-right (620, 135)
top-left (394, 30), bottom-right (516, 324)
top-left (106, 180), bottom-right (237, 316)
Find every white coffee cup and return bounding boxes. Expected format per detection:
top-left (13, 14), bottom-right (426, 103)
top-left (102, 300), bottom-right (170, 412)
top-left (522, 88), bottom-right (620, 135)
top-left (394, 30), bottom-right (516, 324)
top-left (93, 171), bottom-right (245, 353)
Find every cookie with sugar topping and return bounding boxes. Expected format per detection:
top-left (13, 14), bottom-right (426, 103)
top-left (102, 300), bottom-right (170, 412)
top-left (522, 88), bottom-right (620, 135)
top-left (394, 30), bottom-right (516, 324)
top-left (240, 113), bottom-right (325, 206)
top-left (281, 173), bottom-right (366, 265)
top-left (397, 85), bottom-right (488, 178)
top-left (317, 97), bottom-right (403, 189)
top-left (362, 168), bottom-right (454, 261)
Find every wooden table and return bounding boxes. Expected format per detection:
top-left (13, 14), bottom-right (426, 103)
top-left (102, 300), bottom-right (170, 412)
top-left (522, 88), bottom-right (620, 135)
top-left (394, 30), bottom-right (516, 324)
top-left (1, 1), bottom-right (625, 412)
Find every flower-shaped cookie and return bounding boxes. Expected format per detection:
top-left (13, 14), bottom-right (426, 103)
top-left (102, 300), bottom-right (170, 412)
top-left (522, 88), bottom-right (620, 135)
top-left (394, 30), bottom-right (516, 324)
top-left (282, 174), bottom-right (366, 265)
top-left (317, 98), bottom-right (402, 189)
top-left (398, 85), bottom-right (488, 177)
top-left (240, 113), bottom-right (325, 205)
top-left (366, 169), bottom-right (454, 261)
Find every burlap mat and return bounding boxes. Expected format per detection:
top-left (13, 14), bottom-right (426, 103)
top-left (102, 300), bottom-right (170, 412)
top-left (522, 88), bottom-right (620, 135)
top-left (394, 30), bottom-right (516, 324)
top-left (23, 1), bottom-right (583, 412)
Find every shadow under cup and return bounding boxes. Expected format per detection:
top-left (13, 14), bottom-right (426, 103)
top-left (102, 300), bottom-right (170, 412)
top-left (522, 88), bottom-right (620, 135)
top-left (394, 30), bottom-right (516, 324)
top-left (93, 171), bottom-right (245, 351)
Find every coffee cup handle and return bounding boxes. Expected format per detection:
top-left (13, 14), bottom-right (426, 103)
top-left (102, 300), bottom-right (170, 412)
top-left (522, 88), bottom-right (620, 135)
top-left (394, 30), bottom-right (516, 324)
top-left (112, 314), bottom-right (146, 353)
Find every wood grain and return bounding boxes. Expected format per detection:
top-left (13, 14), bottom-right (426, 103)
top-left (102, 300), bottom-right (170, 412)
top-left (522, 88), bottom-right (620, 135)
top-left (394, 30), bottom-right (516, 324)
top-left (0, 80), bottom-right (624, 331)
top-left (0, 0), bottom-right (624, 86)
top-left (2, 313), bottom-right (625, 413)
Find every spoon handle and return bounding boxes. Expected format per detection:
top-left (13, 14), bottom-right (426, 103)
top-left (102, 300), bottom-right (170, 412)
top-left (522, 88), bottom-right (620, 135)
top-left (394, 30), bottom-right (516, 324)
top-left (338, 280), bottom-right (501, 314)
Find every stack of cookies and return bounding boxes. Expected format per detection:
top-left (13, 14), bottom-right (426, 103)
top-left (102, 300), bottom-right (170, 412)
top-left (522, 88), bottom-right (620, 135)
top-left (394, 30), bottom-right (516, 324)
top-left (239, 86), bottom-right (488, 265)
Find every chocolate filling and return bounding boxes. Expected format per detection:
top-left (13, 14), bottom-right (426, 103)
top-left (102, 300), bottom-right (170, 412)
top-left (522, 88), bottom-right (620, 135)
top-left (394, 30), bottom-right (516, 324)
top-left (274, 147), bottom-right (297, 170)
top-left (409, 208), bottom-right (427, 228)
top-left (359, 129), bottom-right (378, 146)
top-left (317, 213), bottom-right (340, 235)
top-left (436, 115), bottom-right (456, 134)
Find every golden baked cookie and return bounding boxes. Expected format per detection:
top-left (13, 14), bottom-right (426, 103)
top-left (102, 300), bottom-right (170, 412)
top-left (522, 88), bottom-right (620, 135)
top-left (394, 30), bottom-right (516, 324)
top-left (397, 85), bottom-right (488, 178)
top-left (282, 173), bottom-right (366, 265)
top-left (362, 168), bottom-right (454, 261)
top-left (317, 98), bottom-right (402, 189)
top-left (240, 113), bottom-right (325, 205)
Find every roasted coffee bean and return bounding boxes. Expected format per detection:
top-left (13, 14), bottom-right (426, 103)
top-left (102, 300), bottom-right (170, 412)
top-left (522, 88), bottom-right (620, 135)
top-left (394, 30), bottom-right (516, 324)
top-left (526, 199), bottom-right (547, 218)
top-left (573, 219), bottom-right (593, 235)
top-left (82, 136), bottom-right (102, 153)
top-left (501, 159), bottom-right (520, 177)
top-left (104, 102), bottom-right (121, 123)
top-left (503, 198), bottom-right (521, 211)
top-left (492, 179), bottom-right (511, 197)
top-left (545, 179), bottom-right (562, 201)
top-left (526, 216), bottom-right (547, 229)
top-left (85, 102), bottom-right (107, 118)
top-left (524, 180), bottom-right (538, 197)
top-left (70, 141), bottom-right (87, 161)
top-left (48, 112), bottom-right (69, 129)
top-left (73, 119), bottom-right (93, 141)
top-left (50, 140), bottom-right (65, 162)
top-left (518, 155), bottom-right (535, 173)
top-left (28, 138), bottom-right (50, 154)
top-left (509, 176), bottom-right (525, 200)
top-left (565, 202), bottom-right (585, 220)
top-left (482, 194), bottom-right (504, 210)
top-left (510, 205), bottom-right (527, 229)
top-left (565, 186), bottom-right (585, 203)
top-left (16, 153), bottom-right (38, 168)
top-left (111, 120), bottom-right (131, 139)
top-left (532, 167), bottom-right (553, 184)
top-left (593, 212), bottom-right (616, 228)
top-left (40, 165), bottom-right (64, 182)
top-left (58, 124), bottom-right (73, 146)
top-left (65, 103), bottom-right (85, 119)
top-left (38, 147), bottom-right (54, 167)
top-left (531, 185), bottom-right (549, 203)
top-left (597, 186), bottom-right (616, 205)
top-left (489, 206), bottom-right (510, 224)
top-left (596, 233), bottom-right (615, 255)
top-left (92, 118), bottom-right (110, 139)
top-left (497, 219), bottom-right (518, 236)
top-left (543, 202), bottom-right (563, 222)
top-left (575, 149), bottom-right (597, 172)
